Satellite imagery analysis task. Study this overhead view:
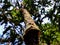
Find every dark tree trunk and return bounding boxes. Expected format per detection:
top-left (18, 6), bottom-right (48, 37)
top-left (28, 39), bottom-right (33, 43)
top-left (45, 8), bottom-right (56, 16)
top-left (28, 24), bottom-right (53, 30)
top-left (47, 40), bottom-right (50, 45)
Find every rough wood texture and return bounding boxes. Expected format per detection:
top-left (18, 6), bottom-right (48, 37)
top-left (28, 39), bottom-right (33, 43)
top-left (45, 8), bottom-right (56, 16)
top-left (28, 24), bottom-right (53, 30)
top-left (21, 9), bottom-right (40, 30)
top-left (21, 8), bottom-right (40, 45)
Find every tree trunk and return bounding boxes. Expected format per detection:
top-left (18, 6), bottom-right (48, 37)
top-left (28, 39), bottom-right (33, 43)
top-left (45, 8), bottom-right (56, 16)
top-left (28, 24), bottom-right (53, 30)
top-left (21, 8), bottom-right (40, 45)
top-left (47, 42), bottom-right (50, 45)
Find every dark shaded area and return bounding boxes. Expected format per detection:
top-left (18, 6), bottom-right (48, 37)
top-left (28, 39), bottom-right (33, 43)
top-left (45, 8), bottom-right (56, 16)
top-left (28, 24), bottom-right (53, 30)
top-left (24, 29), bottom-right (40, 45)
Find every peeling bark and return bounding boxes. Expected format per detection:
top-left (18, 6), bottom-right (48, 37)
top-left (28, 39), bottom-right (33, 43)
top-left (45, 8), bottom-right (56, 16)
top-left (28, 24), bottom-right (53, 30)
top-left (21, 8), bottom-right (40, 45)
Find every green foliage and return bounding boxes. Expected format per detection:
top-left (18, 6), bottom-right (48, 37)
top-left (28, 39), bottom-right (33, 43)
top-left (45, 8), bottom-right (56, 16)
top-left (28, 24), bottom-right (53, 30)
top-left (23, 0), bottom-right (38, 15)
top-left (0, 0), bottom-right (60, 45)
top-left (11, 8), bottom-right (24, 25)
top-left (40, 23), bottom-right (60, 45)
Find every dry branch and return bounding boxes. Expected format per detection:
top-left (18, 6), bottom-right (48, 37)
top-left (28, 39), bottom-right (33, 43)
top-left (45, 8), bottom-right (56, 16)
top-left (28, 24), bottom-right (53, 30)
top-left (21, 8), bottom-right (40, 45)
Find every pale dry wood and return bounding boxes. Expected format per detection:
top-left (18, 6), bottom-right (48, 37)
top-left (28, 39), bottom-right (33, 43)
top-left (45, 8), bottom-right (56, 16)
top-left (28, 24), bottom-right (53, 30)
top-left (21, 8), bottom-right (40, 45)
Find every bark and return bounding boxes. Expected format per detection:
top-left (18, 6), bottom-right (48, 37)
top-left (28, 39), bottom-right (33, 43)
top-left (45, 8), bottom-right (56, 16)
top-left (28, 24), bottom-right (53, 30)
top-left (21, 8), bottom-right (40, 45)
top-left (0, 38), bottom-right (10, 43)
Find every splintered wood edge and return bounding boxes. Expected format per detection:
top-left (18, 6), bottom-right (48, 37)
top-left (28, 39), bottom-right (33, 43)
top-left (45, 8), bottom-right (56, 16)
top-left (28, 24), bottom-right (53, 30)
top-left (23, 25), bottom-right (40, 36)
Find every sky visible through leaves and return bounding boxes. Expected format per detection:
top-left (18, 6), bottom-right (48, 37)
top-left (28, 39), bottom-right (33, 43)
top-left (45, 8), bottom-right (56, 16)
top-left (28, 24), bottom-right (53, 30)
top-left (0, 0), bottom-right (51, 36)
top-left (0, 0), bottom-right (60, 45)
